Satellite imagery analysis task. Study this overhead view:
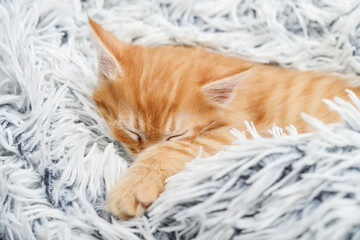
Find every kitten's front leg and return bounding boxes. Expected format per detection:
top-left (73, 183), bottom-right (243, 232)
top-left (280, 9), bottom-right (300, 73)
top-left (106, 159), bottom-right (164, 220)
top-left (107, 130), bottom-right (234, 220)
top-left (106, 143), bottom-right (199, 220)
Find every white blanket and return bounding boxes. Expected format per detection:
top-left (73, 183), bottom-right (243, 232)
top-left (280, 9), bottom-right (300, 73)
top-left (1, 0), bottom-right (360, 239)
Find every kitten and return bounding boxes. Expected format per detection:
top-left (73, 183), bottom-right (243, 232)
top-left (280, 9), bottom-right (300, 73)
top-left (89, 18), bottom-right (359, 220)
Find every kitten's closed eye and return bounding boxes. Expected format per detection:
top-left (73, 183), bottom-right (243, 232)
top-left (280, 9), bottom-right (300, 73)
top-left (165, 131), bottom-right (188, 141)
top-left (123, 127), bottom-right (143, 142)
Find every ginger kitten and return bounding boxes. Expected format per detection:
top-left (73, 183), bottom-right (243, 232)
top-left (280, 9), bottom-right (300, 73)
top-left (89, 18), bottom-right (359, 220)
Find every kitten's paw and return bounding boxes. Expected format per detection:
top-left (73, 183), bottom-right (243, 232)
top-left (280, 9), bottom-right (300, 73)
top-left (106, 171), bottom-right (164, 220)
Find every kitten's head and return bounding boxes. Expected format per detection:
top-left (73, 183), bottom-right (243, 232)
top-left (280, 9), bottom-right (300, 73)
top-left (89, 18), bottom-right (251, 156)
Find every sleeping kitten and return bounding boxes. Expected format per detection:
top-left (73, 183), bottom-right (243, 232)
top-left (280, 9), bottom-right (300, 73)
top-left (89, 18), bottom-right (360, 220)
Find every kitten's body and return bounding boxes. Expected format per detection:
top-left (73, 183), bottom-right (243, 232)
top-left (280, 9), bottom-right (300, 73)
top-left (89, 18), bottom-right (359, 219)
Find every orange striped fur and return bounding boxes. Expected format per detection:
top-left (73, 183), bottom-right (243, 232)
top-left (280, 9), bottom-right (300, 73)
top-left (89, 18), bottom-right (360, 220)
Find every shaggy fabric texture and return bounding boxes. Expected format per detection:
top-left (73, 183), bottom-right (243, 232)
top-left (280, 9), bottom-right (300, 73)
top-left (1, 0), bottom-right (360, 239)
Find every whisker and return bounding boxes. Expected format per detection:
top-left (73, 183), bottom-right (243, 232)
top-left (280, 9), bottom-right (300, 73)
top-left (196, 115), bottom-right (228, 138)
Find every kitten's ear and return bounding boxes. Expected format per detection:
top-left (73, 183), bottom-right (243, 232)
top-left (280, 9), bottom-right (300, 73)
top-left (88, 17), bottom-right (125, 80)
top-left (202, 69), bottom-right (252, 106)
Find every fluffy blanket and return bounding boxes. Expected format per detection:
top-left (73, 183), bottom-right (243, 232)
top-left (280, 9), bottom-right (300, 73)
top-left (1, 0), bottom-right (360, 239)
